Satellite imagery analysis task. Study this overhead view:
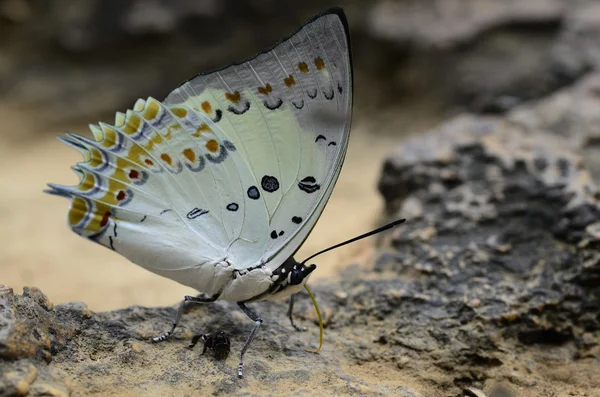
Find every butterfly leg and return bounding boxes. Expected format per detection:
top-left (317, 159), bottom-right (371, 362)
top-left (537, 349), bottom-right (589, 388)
top-left (237, 303), bottom-right (263, 378)
top-left (287, 294), bottom-right (307, 332)
top-left (152, 294), bottom-right (218, 342)
top-left (188, 334), bottom-right (204, 350)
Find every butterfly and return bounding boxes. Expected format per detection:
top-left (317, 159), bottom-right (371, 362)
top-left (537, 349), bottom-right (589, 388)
top-left (46, 7), bottom-right (352, 377)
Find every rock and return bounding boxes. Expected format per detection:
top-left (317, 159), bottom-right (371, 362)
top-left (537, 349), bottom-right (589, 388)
top-left (464, 387), bottom-right (487, 397)
top-left (377, 73), bottom-right (600, 394)
top-left (0, 359), bottom-right (71, 397)
top-left (0, 284), bottom-right (84, 363)
top-left (368, 0), bottom-right (566, 48)
top-left (363, 0), bottom-right (600, 112)
top-left (0, 285), bottom-right (425, 396)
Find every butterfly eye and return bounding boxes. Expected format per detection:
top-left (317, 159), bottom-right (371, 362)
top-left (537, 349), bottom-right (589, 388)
top-left (289, 269), bottom-right (304, 285)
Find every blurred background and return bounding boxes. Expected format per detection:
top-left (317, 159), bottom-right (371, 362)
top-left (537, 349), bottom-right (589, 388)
top-left (0, 0), bottom-right (595, 311)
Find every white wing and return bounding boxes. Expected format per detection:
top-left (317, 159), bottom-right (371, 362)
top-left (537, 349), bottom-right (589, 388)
top-left (47, 8), bottom-right (352, 292)
top-left (164, 8), bottom-right (353, 271)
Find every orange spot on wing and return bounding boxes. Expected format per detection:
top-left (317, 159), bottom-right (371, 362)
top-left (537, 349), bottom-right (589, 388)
top-left (193, 123), bottom-right (211, 138)
top-left (116, 191), bottom-right (126, 201)
top-left (225, 91), bottom-right (241, 103)
top-left (298, 62), bottom-right (309, 73)
top-left (183, 148), bottom-right (195, 162)
top-left (143, 100), bottom-right (161, 120)
top-left (315, 57), bottom-right (325, 70)
top-left (123, 113), bottom-right (142, 134)
top-left (89, 148), bottom-right (104, 168)
top-left (68, 197), bottom-right (88, 226)
top-left (284, 75), bottom-right (296, 87)
top-left (171, 107), bottom-right (187, 118)
top-left (201, 101), bottom-right (212, 113)
top-left (101, 126), bottom-right (118, 148)
top-left (129, 170), bottom-right (139, 179)
top-left (160, 153), bottom-right (172, 165)
top-left (258, 83), bottom-right (273, 95)
top-left (206, 140), bottom-right (219, 153)
top-left (151, 132), bottom-right (164, 145)
top-left (79, 173), bottom-right (96, 192)
top-left (100, 211), bottom-right (111, 227)
top-left (144, 159), bottom-right (154, 166)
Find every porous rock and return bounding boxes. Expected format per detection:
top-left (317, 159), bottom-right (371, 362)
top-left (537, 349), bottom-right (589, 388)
top-left (377, 73), bottom-right (600, 394)
top-left (0, 285), bottom-right (424, 396)
top-left (364, 0), bottom-right (600, 112)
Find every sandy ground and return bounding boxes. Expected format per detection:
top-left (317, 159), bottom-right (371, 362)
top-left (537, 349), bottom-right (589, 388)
top-left (0, 103), bottom-right (417, 311)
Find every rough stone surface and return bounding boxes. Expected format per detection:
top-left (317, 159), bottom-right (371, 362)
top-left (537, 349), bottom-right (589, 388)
top-left (363, 0), bottom-right (600, 112)
top-left (378, 73), bottom-right (600, 396)
top-left (1, 285), bottom-right (425, 396)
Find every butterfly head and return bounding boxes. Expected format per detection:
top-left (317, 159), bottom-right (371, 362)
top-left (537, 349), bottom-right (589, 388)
top-left (288, 262), bottom-right (317, 286)
top-left (269, 257), bottom-right (316, 299)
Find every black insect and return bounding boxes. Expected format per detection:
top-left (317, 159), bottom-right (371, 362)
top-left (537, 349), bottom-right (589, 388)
top-left (188, 331), bottom-right (231, 361)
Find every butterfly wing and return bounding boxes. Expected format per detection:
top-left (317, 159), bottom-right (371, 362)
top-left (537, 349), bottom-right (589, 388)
top-left (164, 7), bottom-right (353, 271)
top-left (47, 8), bottom-right (352, 293)
top-left (45, 99), bottom-right (244, 295)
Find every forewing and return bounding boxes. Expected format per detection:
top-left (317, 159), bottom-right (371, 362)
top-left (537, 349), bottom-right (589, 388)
top-left (164, 8), bottom-right (353, 270)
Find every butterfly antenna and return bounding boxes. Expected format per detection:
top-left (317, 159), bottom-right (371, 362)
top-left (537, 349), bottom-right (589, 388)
top-left (300, 218), bottom-right (406, 265)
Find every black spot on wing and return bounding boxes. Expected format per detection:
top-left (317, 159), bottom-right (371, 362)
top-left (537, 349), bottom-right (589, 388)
top-left (223, 140), bottom-right (236, 152)
top-left (270, 230), bottom-right (285, 239)
top-left (292, 216), bottom-right (302, 224)
top-left (226, 203), bottom-right (239, 212)
top-left (261, 175), bottom-right (280, 193)
top-left (247, 186), bottom-right (260, 200)
top-left (213, 109), bottom-right (223, 123)
top-left (307, 89), bottom-right (317, 99)
top-left (185, 155), bottom-right (206, 172)
top-left (227, 101), bottom-right (251, 115)
top-left (337, 83), bottom-right (343, 94)
top-left (298, 176), bottom-right (320, 194)
top-left (206, 145), bottom-right (228, 164)
top-left (315, 135), bottom-right (326, 142)
top-left (328, 141), bottom-right (337, 147)
top-left (292, 100), bottom-right (304, 109)
top-left (324, 88), bottom-right (334, 100)
top-left (264, 98), bottom-right (283, 110)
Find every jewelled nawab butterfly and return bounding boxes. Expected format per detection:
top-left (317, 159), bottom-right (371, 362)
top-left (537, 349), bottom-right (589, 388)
top-left (47, 7), bottom-right (404, 377)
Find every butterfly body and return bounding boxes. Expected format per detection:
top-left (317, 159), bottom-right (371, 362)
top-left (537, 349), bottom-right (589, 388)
top-left (47, 7), bottom-right (352, 377)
